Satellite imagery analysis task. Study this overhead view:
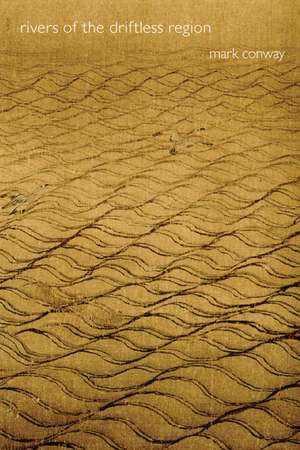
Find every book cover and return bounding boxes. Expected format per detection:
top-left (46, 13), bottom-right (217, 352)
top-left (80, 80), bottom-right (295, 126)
top-left (0, 1), bottom-right (299, 449)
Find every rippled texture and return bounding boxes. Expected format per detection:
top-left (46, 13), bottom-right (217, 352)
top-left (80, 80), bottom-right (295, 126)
top-left (0, 49), bottom-right (299, 449)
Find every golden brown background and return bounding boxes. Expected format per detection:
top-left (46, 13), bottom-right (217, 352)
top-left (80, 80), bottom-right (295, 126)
top-left (0, 1), bottom-right (299, 449)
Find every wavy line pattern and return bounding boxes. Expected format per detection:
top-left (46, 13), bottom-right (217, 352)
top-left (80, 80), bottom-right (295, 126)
top-left (0, 48), bottom-right (299, 450)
